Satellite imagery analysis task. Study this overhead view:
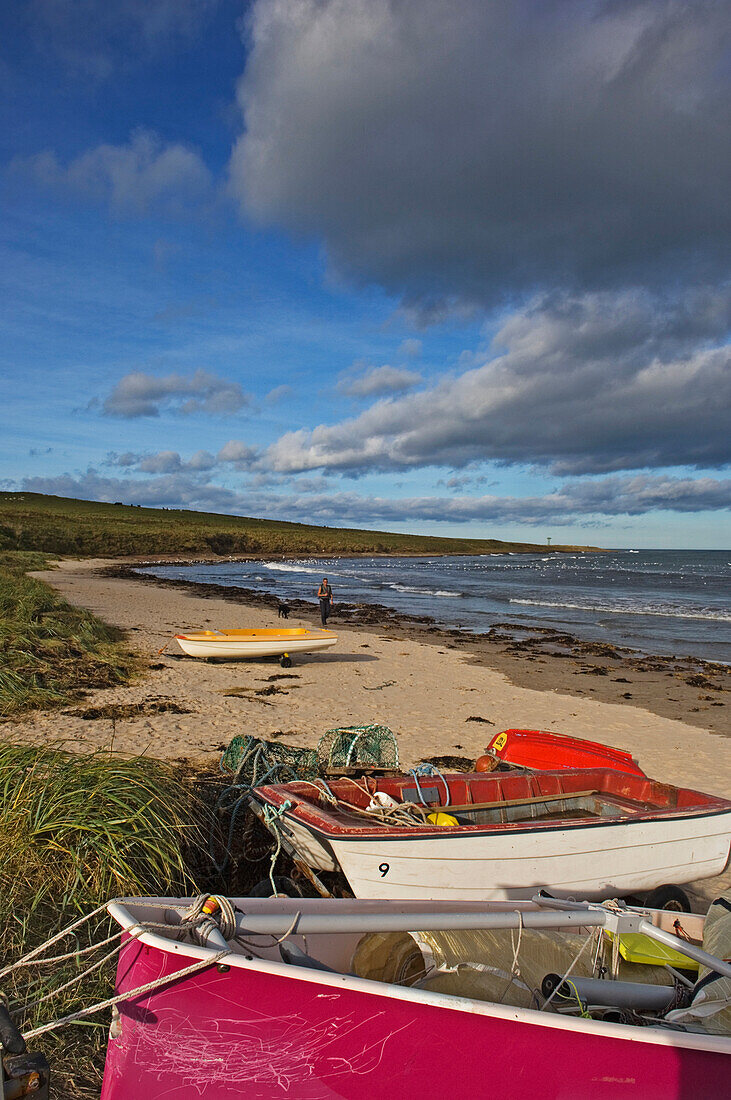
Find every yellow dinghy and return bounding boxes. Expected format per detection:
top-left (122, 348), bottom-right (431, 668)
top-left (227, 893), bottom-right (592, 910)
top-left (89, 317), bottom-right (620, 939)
top-left (174, 627), bottom-right (337, 666)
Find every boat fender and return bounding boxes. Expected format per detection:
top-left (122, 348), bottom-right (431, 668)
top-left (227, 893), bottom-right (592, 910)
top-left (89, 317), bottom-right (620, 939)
top-left (475, 755), bottom-right (498, 772)
top-left (367, 792), bottom-right (400, 811)
top-left (427, 812), bottom-right (460, 827)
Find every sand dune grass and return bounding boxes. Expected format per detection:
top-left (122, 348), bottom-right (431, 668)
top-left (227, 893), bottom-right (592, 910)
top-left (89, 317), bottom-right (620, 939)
top-left (0, 742), bottom-right (203, 1098)
top-left (0, 552), bottom-right (137, 717)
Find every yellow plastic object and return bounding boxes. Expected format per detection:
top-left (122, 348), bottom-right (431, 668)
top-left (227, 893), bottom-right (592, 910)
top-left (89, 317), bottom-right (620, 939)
top-left (427, 812), bottom-right (459, 827)
top-left (605, 931), bottom-right (699, 971)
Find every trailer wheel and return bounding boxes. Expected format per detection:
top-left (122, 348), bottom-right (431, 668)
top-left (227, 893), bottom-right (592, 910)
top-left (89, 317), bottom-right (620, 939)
top-left (644, 884), bottom-right (691, 912)
top-left (280, 654), bottom-right (292, 668)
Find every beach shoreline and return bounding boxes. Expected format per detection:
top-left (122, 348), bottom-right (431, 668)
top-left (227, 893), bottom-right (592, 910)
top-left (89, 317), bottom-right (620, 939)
top-left (6, 556), bottom-right (729, 906)
top-left (111, 559), bottom-right (730, 737)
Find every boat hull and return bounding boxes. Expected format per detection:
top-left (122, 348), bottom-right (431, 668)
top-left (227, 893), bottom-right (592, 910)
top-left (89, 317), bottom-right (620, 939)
top-left (486, 728), bottom-right (647, 776)
top-left (324, 811), bottom-right (731, 900)
top-left (101, 904), bottom-right (730, 1100)
top-left (250, 768), bottom-right (731, 900)
top-left (175, 629), bottom-right (337, 659)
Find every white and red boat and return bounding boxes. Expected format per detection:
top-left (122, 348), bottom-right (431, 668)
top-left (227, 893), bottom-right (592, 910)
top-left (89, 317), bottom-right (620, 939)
top-left (249, 765), bottom-right (731, 901)
top-left (101, 894), bottom-right (731, 1099)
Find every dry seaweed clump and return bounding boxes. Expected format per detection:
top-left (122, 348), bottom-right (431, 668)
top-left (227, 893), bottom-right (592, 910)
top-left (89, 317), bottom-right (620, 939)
top-left (0, 742), bottom-right (202, 1098)
top-left (0, 553), bottom-right (138, 717)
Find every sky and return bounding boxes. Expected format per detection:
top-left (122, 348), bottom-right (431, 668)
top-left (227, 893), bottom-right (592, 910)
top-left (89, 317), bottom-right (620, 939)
top-left (2, 0), bottom-right (729, 549)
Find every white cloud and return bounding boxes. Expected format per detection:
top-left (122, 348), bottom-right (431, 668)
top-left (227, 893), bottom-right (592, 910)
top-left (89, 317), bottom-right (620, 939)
top-left (217, 439), bottom-right (258, 468)
top-left (264, 384), bottom-right (292, 404)
top-left (337, 363), bottom-right (422, 398)
top-left (398, 338), bottom-right (422, 359)
top-left (101, 369), bottom-right (250, 418)
top-left (264, 290), bottom-right (731, 476)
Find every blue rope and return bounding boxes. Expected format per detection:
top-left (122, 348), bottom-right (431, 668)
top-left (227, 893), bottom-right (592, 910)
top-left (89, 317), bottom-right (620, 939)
top-left (410, 763), bottom-right (451, 807)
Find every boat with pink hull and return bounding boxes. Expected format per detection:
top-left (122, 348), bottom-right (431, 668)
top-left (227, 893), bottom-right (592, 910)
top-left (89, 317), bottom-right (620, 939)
top-left (101, 895), bottom-right (731, 1099)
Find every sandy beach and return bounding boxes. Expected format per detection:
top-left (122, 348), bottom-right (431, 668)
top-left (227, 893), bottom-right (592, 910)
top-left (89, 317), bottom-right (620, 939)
top-left (9, 557), bottom-right (731, 904)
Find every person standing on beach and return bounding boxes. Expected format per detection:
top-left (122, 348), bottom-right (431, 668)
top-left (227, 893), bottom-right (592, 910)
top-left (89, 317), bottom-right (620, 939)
top-left (317, 577), bottom-right (333, 626)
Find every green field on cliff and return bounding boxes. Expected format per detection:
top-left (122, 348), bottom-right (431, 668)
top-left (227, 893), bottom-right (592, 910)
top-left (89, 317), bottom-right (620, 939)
top-left (0, 492), bottom-right (592, 558)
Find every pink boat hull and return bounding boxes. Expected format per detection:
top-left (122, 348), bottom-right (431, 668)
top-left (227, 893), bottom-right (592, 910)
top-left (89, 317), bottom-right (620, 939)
top-left (102, 936), bottom-right (728, 1099)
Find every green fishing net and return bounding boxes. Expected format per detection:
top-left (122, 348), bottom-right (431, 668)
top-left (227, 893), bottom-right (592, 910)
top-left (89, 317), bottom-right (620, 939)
top-left (220, 735), bottom-right (319, 786)
top-left (317, 724), bottom-right (400, 770)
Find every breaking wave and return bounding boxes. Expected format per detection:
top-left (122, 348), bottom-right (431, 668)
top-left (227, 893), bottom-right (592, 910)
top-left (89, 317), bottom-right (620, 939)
top-left (509, 598), bottom-right (730, 623)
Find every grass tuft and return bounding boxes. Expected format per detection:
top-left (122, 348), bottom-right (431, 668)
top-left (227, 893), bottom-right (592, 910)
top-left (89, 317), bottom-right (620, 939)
top-left (0, 742), bottom-right (201, 1098)
top-left (0, 553), bottom-right (137, 718)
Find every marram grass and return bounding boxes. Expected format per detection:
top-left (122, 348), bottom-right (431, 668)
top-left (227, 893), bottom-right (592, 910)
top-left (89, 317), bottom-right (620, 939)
top-left (0, 553), bottom-right (137, 718)
top-left (0, 742), bottom-right (201, 1098)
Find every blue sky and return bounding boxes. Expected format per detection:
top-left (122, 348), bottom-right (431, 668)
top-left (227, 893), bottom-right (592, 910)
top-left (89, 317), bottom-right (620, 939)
top-left (2, 1), bottom-right (729, 548)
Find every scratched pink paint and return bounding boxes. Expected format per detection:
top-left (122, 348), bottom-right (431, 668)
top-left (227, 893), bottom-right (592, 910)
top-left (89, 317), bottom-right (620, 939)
top-left (102, 933), bottom-right (729, 1099)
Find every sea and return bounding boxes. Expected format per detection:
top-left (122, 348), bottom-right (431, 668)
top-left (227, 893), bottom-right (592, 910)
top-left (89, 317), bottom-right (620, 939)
top-left (140, 550), bottom-right (731, 664)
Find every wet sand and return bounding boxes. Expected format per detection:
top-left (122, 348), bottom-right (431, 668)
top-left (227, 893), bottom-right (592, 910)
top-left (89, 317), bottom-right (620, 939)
top-left (9, 556), bottom-right (731, 905)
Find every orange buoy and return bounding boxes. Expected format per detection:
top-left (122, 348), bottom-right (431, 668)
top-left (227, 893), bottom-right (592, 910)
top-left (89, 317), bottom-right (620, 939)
top-left (475, 754), bottom-right (497, 772)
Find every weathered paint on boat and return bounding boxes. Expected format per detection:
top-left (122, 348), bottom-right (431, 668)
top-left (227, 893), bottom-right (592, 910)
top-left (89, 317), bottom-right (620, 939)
top-left (101, 897), bottom-right (731, 1100)
top-left (174, 627), bottom-right (337, 659)
top-left (250, 768), bottom-right (731, 900)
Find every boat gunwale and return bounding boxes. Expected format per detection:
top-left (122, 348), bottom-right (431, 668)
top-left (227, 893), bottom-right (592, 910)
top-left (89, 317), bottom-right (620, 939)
top-left (174, 628), bottom-right (338, 641)
top-left (106, 898), bottom-right (731, 1056)
top-left (250, 774), bottom-right (731, 842)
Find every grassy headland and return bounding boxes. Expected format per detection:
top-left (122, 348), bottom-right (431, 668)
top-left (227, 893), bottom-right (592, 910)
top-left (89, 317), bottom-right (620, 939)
top-left (0, 491), bottom-right (594, 558)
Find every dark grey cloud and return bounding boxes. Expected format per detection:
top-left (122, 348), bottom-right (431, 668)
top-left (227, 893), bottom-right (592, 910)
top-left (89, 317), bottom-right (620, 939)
top-left (336, 363), bottom-right (422, 398)
top-left (101, 369), bottom-right (250, 418)
top-left (264, 290), bottom-right (731, 476)
top-left (233, 0), bottom-right (731, 308)
top-left (20, 469), bottom-right (731, 527)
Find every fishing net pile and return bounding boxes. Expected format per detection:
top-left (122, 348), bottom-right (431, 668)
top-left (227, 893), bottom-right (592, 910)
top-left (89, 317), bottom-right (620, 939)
top-left (316, 724), bottom-right (400, 771)
top-left (221, 726), bottom-right (400, 787)
top-left (221, 735), bottom-right (319, 785)
top-left (350, 926), bottom-right (676, 1011)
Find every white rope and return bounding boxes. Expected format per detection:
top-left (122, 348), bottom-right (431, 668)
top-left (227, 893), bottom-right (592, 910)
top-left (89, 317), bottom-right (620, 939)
top-left (22, 950), bottom-right (228, 1042)
top-left (8, 929), bottom-right (125, 973)
top-left (18, 927), bottom-right (147, 1015)
top-left (496, 910), bottom-right (525, 1004)
top-left (0, 901), bottom-right (113, 982)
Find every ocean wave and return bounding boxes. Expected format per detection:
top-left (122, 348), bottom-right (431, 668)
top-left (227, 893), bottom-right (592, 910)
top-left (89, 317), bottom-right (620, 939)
top-left (509, 598), bottom-right (731, 623)
top-left (389, 584), bottom-right (462, 597)
top-left (261, 561), bottom-right (346, 577)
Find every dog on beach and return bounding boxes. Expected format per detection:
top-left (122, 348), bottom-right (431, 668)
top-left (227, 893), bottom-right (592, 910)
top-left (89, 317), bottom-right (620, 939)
top-left (277, 602), bottom-right (290, 619)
